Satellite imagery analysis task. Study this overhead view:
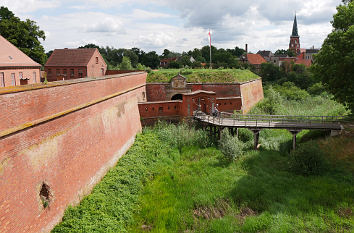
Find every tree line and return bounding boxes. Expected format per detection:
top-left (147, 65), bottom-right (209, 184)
top-left (0, 1), bottom-right (353, 112)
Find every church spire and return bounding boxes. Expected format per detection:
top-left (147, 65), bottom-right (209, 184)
top-left (291, 14), bottom-right (299, 37)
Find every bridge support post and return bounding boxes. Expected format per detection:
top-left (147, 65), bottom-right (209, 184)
top-left (289, 130), bottom-right (301, 150)
top-left (250, 129), bottom-right (261, 150)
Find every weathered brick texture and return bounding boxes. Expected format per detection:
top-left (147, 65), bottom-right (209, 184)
top-left (0, 72), bottom-right (146, 233)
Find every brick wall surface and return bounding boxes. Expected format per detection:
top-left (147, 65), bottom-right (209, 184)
top-left (138, 101), bottom-right (181, 118)
top-left (0, 72), bottom-right (147, 132)
top-left (239, 79), bottom-right (264, 113)
top-left (0, 72), bottom-right (146, 233)
top-left (0, 68), bottom-right (40, 87)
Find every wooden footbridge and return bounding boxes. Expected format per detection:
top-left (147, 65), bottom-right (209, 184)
top-left (194, 111), bottom-right (344, 150)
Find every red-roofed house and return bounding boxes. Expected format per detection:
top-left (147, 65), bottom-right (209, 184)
top-left (240, 54), bottom-right (267, 73)
top-left (0, 35), bottom-right (41, 87)
top-left (160, 57), bottom-right (178, 68)
top-left (45, 48), bottom-right (107, 82)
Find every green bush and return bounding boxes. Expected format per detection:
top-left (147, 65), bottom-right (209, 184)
top-left (250, 86), bottom-right (283, 115)
top-left (154, 122), bottom-right (212, 150)
top-left (219, 129), bottom-right (244, 161)
top-left (289, 142), bottom-right (328, 176)
top-left (274, 82), bottom-right (310, 101)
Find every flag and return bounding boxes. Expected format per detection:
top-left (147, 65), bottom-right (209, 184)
top-left (208, 29), bottom-right (212, 47)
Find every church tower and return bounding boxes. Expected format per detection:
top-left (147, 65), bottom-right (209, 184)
top-left (289, 14), bottom-right (300, 55)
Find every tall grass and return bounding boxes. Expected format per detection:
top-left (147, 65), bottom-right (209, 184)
top-left (128, 144), bottom-right (353, 232)
top-left (250, 84), bottom-right (350, 116)
top-left (147, 69), bottom-right (259, 83)
top-left (52, 124), bottom-right (210, 232)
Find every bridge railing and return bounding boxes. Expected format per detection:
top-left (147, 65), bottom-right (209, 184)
top-left (193, 111), bottom-right (344, 127)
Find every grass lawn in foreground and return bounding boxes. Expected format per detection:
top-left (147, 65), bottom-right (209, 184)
top-left (128, 144), bottom-right (353, 232)
top-left (147, 69), bottom-right (259, 83)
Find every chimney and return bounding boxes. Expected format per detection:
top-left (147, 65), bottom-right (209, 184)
top-left (245, 44), bottom-right (248, 54)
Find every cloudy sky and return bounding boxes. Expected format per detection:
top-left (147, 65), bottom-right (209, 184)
top-left (1, 0), bottom-right (342, 54)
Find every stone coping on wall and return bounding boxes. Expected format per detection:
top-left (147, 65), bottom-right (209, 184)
top-left (138, 100), bottom-right (182, 104)
top-left (0, 71), bottom-right (146, 95)
top-left (146, 77), bottom-right (262, 85)
top-left (0, 84), bottom-right (145, 140)
top-left (216, 96), bottom-right (242, 100)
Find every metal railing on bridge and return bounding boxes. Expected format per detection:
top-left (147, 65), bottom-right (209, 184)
top-left (194, 111), bottom-right (344, 130)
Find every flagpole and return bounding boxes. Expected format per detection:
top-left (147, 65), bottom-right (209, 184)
top-left (209, 29), bottom-right (212, 69)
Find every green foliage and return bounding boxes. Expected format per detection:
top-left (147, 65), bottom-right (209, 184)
top-left (219, 129), bottom-right (244, 161)
top-left (260, 63), bottom-right (282, 82)
top-left (251, 86), bottom-right (283, 115)
top-left (52, 130), bottom-right (180, 232)
top-left (118, 56), bottom-right (133, 70)
top-left (312, 1), bottom-right (354, 112)
top-left (250, 83), bottom-right (350, 116)
top-left (147, 69), bottom-right (259, 83)
top-left (154, 122), bottom-right (212, 151)
top-left (0, 6), bottom-right (47, 64)
top-left (289, 142), bottom-right (328, 176)
top-left (53, 123), bottom-right (354, 233)
top-left (273, 82), bottom-right (310, 101)
top-left (136, 63), bottom-right (145, 71)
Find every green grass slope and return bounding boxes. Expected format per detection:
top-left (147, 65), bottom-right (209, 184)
top-left (147, 69), bottom-right (259, 83)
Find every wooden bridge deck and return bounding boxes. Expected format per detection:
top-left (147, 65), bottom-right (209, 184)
top-left (194, 112), bottom-right (344, 150)
top-left (194, 112), bottom-right (343, 131)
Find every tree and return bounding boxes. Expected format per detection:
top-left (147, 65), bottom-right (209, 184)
top-left (313, 1), bottom-right (354, 111)
top-left (119, 56), bottom-right (133, 70)
top-left (0, 7), bottom-right (46, 64)
top-left (140, 51), bottom-right (160, 69)
top-left (260, 63), bottom-right (283, 82)
top-left (274, 49), bottom-right (295, 57)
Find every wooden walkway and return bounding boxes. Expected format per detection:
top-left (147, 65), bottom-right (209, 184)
top-left (194, 111), bottom-right (344, 149)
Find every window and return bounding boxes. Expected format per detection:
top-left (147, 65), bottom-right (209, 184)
top-left (56, 69), bottom-right (60, 77)
top-left (158, 107), bottom-right (163, 113)
top-left (78, 69), bottom-right (83, 78)
top-left (33, 72), bottom-right (36, 83)
top-left (11, 73), bottom-right (16, 86)
top-left (70, 69), bottom-right (74, 77)
top-left (101, 68), bottom-right (104, 76)
top-left (63, 69), bottom-right (67, 77)
top-left (96, 57), bottom-right (98, 64)
top-left (19, 72), bottom-right (23, 79)
top-left (0, 72), bottom-right (4, 87)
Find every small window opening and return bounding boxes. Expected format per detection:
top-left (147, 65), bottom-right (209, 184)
top-left (145, 107), bottom-right (148, 112)
top-left (174, 105), bottom-right (177, 109)
top-left (158, 107), bottom-right (163, 113)
top-left (168, 106), bottom-right (170, 110)
top-left (96, 57), bottom-right (99, 64)
top-left (152, 107), bottom-right (155, 111)
top-left (39, 182), bottom-right (51, 209)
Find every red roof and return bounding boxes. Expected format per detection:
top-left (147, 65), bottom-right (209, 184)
top-left (0, 35), bottom-right (41, 67)
top-left (295, 59), bottom-right (312, 67)
top-left (246, 54), bottom-right (266, 65)
top-left (45, 48), bottom-right (97, 67)
top-left (160, 57), bottom-right (177, 63)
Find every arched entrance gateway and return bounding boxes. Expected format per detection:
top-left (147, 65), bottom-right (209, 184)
top-left (171, 94), bottom-right (183, 100)
top-left (180, 90), bottom-right (216, 116)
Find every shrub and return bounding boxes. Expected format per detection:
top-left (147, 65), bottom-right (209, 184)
top-left (219, 129), bottom-right (244, 161)
top-left (289, 142), bottom-right (328, 176)
top-left (155, 122), bottom-right (212, 151)
top-left (251, 86), bottom-right (283, 115)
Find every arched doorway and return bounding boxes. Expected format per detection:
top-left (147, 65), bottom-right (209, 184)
top-left (171, 94), bottom-right (183, 100)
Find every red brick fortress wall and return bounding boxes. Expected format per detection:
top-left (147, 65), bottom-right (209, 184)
top-left (238, 78), bottom-right (264, 113)
top-left (0, 72), bottom-right (146, 233)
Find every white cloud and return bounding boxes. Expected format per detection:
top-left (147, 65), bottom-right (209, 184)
top-left (1, 0), bottom-right (60, 13)
top-left (1, 0), bottom-right (341, 53)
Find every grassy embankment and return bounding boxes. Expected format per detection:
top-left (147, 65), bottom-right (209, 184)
top-left (147, 69), bottom-right (259, 83)
top-left (53, 126), bottom-right (353, 232)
